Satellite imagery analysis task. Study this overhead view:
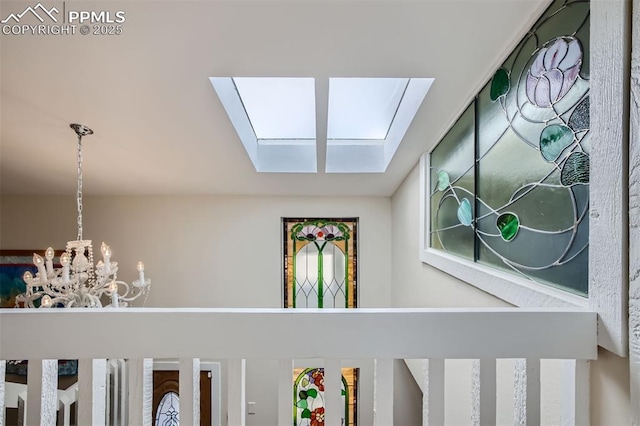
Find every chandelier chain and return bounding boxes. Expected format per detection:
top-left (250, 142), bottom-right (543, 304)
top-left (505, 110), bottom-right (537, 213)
top-left (76, 135), bottom-right (83, 241)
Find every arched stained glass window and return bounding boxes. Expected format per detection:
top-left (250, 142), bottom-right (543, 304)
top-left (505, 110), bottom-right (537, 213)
top-left (155, 391), bottom-right (179, 426)
top-left (283, 218), bottom-right (357, 308)
top-left (293, 368), bottom-right (357, 426)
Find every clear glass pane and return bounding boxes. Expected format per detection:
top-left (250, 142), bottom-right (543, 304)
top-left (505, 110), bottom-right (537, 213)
top-left (323, 243), bottom-right (346, 308)
top-left (155, 391), bottom-right (179, 426)
top-left (328, 78), bottom-right (409, 140)
top-left (295, 243), bottom-right (319, 308)
top-left (429, 103), bottom-right (475, 260)
top-left (232, 77), bottom-right (316, 139)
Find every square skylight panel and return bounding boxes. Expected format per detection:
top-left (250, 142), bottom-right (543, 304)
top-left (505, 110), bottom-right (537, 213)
top-left (233, 77), bottom-right (316, 140)
top-left (327, 78), bottom-right (409, 140)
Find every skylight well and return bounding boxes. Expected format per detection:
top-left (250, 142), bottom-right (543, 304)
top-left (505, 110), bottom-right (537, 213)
top-left (210, 76), bottom-right (433, 173)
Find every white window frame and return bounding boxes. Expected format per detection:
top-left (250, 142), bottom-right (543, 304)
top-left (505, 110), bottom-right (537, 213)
top-left (419, 0), bottom-right (631, 356)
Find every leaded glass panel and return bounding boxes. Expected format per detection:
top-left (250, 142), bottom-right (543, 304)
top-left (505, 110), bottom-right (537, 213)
top-left (283, 218), bottom-right (357, 308)
top-left (155, 392), bottom-right (179, 426)
top-left (428, 0), bottom-right (590, 296)
top-left (293, 368), bottom-right (357, 426)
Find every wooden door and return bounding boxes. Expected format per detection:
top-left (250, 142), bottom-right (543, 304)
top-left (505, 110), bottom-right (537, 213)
top-left (153, 370), bottom-right (212, 426)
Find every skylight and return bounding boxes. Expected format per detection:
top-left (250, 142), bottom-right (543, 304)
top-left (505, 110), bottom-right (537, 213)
top-left (328, 78), bottom-right (409, 140)
top-left (210, 76), bottom-right (433, 173)
top-left (233, 77), bottom-right (316, 140)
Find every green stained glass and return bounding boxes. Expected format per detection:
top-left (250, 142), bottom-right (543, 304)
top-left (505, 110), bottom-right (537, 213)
top-left (540, 124), bottom-right (574, 161)
top-left (496, 213), bottom-right (520, 241)
top-left (428, 0), bottom-right (590, 296)
top-left (283, 218), bottom-right (357, 309)
top-left (293, 368), bottom-right (357, 426)
top-left (490, 68), bottom-right (510, 101)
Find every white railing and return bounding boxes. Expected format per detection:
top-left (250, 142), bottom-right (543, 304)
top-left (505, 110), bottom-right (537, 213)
top-left (0, 307), bottom-right (597, 425)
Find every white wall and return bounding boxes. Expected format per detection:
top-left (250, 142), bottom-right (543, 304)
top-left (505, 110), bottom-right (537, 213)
top-left (391, 163), bottom-right (631, 424)
top-left (0, 194), bottom-right (401, 425)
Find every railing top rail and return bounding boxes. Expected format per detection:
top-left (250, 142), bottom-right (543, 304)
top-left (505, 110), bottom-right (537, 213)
top-left (0, 308), bottom-right (597, 360)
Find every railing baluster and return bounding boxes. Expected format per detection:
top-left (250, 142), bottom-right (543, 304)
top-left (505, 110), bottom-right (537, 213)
top-left (0, 360), bottom-right (5, 426)
top-left (560, 359), bottom-right (590, 425)
top-left (525, 358), bottom-right (541, 426)
top-left (277, 359), bottom-right (293, 426)
top-left (179, 357), bottom-right (200, 426)
top-left (128, 358), bottom-right (153, 426)
top-left (78, 359), bottom-right (107, 426)
top-left (324, 358), bottom-right (342, 426)
top-left (228, 358), bottom-right (246, 426)
top-left (423, 358), bottom-right (445, 426)
top-left (374, 358), bottom-right (394, 426)
top-left (26, 359), bottom-right (58, 426)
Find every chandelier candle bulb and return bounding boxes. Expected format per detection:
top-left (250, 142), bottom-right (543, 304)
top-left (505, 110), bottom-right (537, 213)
top-left (101, 242), bottom-right (112, 273)
top-left (60, 252), bottom-right (70, 283)
top-left (33, 253), bottom-right (47, 281)
top-left (136, 261), bottom-right (145, 285)
top-left (45, 247), bottom-right (55, 276)
top-left (41, 295), bottom-right (52, 308)
top-left (109, 281), bottom-right (119, 308)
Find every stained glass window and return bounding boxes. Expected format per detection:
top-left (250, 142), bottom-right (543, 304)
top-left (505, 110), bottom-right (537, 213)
top-left (155, 392), bottom-right (179, 426)
top-left (293, 368), bottom-right (357, 426)
top-left (283, 218), bottom-right (358, 425)
top-left (283, 218), bottom-right (358, 308)
top-left (429, 0), bottom-right (590, 296)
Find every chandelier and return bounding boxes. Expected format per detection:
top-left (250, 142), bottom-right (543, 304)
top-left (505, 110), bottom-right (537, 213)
top-left (16, 124), bottom-right (150, 308)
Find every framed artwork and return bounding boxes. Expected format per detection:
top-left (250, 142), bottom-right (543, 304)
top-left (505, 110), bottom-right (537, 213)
top-left (0, 249), bottom-right (47, 308)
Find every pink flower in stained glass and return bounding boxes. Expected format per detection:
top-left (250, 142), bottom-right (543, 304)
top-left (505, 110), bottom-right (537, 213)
top-left (525, 37), bottom-right (582, 107)
top-left (298, 225), bottom-right (320, 240)
top-left (310, 407), bottom-right (325, 426)
top-left (311, 369), bottom-right (325, 391)
top-left (319, 225), bottom-right (343, 240)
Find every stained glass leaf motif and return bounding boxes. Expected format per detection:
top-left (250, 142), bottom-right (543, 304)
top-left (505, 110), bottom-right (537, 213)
top-left (296, 399), bottom-right (308, 409)
top-left (307, 389), bottom-right (318, 398)
top-left (457, 198), bottom-right (473, 226)
top-left (526, 38), bottom-right (582, 107)
top-left (568, 96), bottom-right (590, 132)
top-left (301, 409), bottom-right (311, 419)
top-left (299, 390), bottom-right (308, 399)
top-left (539, 124), bottom-right (574, 161)
top-left (496, 213), bottom-right (520, 242)
top-left (436, 170), bottom-right (450, 191)
top-left (560, 152), bottom-right (590, 186)
top-left (490, 68), bottom-right (510, 101)
top-left (301, 377), bottom-right (310, 387)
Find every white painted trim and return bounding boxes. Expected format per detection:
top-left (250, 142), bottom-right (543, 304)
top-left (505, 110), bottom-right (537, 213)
top-left (78, 359), bottom-right (107, 426)
top-left (153, 360), bottom-right (222, 426)
top-left (0, 360), bottom-right (5, 426)
top-left (423, 359), bottom-right (444, 426)
top-left (0, 308), bottom-right (597, 360)
top-left (227, 359), bottom-right (246, 426)
top-left (277, 360), bottom-right (292, 426)
top-left (128, 358), bottom-right (152, 426)
top-left (559, 359), bottom-right (590, 426)
top-left (589, 0), bottom-right (631, 356)
top-left (373, 358), bottom-right (393, 426)
top-left (628, 0), bottom-right (640, 422)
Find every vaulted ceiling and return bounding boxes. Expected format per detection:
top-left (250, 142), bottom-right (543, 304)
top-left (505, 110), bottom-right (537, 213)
top-left (0, 0), bottom-right (546, 196)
